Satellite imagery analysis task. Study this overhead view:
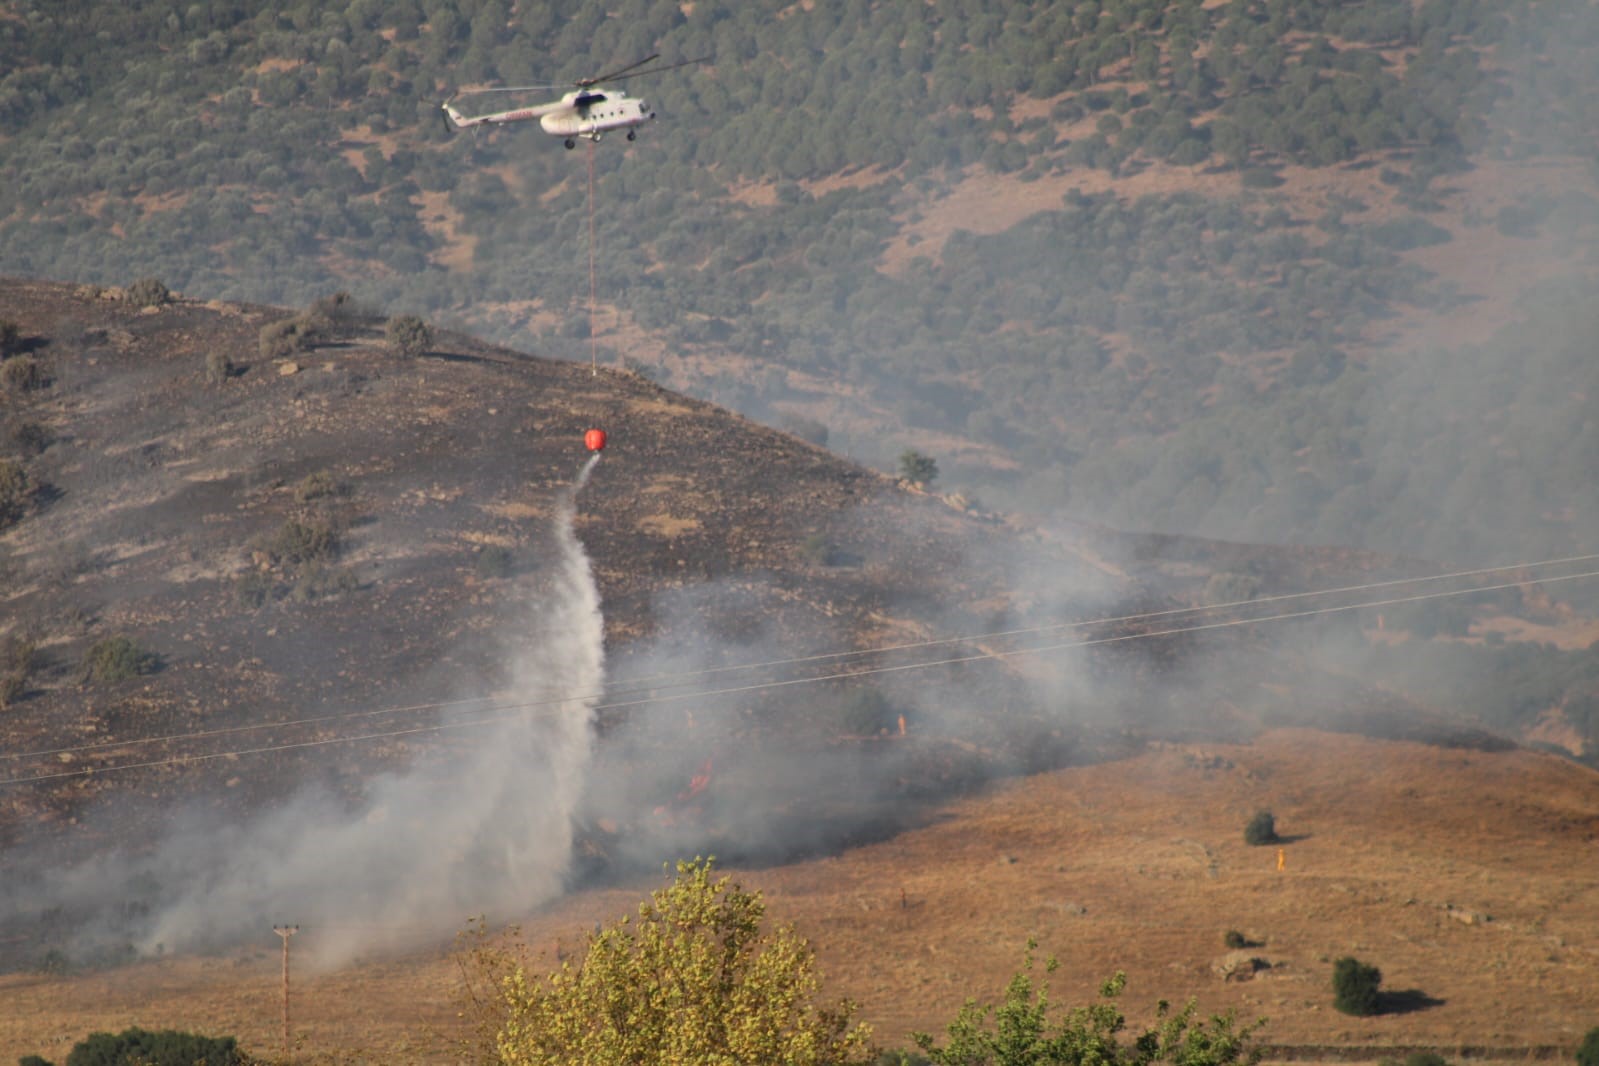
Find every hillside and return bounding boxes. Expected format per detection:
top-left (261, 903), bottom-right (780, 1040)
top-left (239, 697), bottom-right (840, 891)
top-left (4, 730), bottom-right (1598, 1062)
top-left (2, 1), bottom-right (1598, 564)
top-left (0, 276), bottom-right (1107, 841)
top-left (3, 278), bottom-right (1599, 1059)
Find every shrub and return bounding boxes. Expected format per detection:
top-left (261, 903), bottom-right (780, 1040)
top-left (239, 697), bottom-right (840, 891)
top-left (1368, 216), bottom-right (1453, 251)
top-left (1223, 930), bottom-right (1249, 949)
top-left (80, 636), bottom-right (158, 685)
top-left (1204, 571), bottom-right (1260, 604)
top-left (293, 471), bottom-right (346, 502)
top-left (1, 633), bottom-right (38, 676)
top-left (800, 532), bottom-right (833, 565)
top-left (1332, 956), bottom-right (1382, 1016)
top-left (255, 517), bottom-right (340, 566)
top-left (914, 956), bottom-right (1263, 1065)
top-left (60, 1025), bottom-right (240, 1065)
top-left (1241, 167), bottom-right (1285, 188)
top-left (779, 413), bottom-right (830, 447)
top-left (234, 570), bottom-right (276, 609)
top-left (9, 420), bottom-right (51, 456)
top-left (0, 458), bottom-right (33, 527)
top-left (834, 685), bottom-right (897, 736)
top-left (385, 313), bottom-right (433, 357)
top-left (1386, 1054), bottom-right (1448, 1066)
top-left (290, 562), bottom-right (358, 602)
top-left (124, 277), bottom-right (172, 307)
top-left (305, 290), bottom-right (366, 339)
top-left (0, 673), bottom-right (24, 709)
top-left (204, 350), bottom-right (233, 383)
top-left (897, 448), bottom-right (939, 488)
top-left (258, 318), bottom-right (308, 360)
top-left (475, 544), bottom-right (515, 578)
top-left (0, 317), bottom-right (20, 356)
top-left (1244, 810), bottom-right (1278, 846)
top-left (1578, 1026), bottom-right (1599, 1066)
top-left (1, 355), bottom-right (46, 393)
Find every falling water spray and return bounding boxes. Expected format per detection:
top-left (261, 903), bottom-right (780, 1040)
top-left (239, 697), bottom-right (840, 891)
top-left (28, 457), bottom-right (614, 967)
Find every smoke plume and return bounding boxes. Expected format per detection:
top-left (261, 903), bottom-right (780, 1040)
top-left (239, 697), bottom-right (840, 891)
top-left (8, 455), bottom-right (607, 968)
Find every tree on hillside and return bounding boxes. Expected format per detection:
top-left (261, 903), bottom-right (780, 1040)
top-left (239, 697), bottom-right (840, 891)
top-left (385, 313), bottom-right (433, 358)
top-left (0, 457), bottom-right (31, 528)
top-left (1243, 810), bottom-right (1278, 846)
top-left (897, 449), bottom-right (939, 488)
top-left (488, 858), bottom-right (874, 1066)
top-left (1332, 956), bottom-right (1382, 1016)
top-left (912, 947), bottom-right (1264, 1066)
top-left (123, 277), bottom-right (171, 307)
top-left (1576, 1025), bottom-right (1599, 1066)
top-left (50, 1025), bottom-right (240, 1065)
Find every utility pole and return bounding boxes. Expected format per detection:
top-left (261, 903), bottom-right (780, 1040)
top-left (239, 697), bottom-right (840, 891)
top-left (273, 924), bottom-right (299, 1061)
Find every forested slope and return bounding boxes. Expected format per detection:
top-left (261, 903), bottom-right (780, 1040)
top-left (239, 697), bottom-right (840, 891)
top-left (3, 0), bottom-right (1598, 562)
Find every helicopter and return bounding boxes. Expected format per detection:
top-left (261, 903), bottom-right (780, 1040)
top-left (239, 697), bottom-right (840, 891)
top-left (442, 54), bottom-right (705, 149)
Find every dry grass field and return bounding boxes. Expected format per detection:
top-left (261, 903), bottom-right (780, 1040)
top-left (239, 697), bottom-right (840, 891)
top-left (4, 728), bottom-right (1596, 1063)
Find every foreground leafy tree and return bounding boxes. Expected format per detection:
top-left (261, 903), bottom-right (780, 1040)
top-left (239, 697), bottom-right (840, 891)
top-left (912, 948), bottom-right (1263, 1066)
top-left (493, 858), bottom-right (873, 1066)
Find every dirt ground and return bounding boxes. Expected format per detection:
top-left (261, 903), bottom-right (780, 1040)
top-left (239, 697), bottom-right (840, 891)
top-left (4, 728), bottom-right (1596, 1063)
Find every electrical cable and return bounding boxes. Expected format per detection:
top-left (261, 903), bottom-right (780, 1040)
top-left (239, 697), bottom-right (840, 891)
top-left (4, 565), bottom-right (1596, 787)
top-left (8, 551), bottom-right (1596, 764)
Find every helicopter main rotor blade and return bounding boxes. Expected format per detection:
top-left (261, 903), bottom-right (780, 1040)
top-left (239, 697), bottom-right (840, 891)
top-left (597, 54), bottom-right (711, 86)
top-left (577, 53), bottom-right (661, 87)
top-left (453, 84), bottom-right (569, 96)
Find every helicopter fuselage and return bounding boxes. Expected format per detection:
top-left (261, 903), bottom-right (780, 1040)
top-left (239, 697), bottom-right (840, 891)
top-left (540, 90), bottom-right (655, 139)
top-left (443, 89), bottom-right (655, 144)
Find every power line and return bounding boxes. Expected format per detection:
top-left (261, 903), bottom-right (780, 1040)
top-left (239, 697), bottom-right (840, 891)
top-left (8, 551), bottom-right (1596, 765)
top-left (4, 565), bottom-right (1596, 788)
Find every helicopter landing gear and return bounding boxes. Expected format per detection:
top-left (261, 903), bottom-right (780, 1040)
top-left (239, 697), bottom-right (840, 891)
top-left (564, 138), bottom-right (576, 149)
top-left (626, 130), bottom-right (636, 141)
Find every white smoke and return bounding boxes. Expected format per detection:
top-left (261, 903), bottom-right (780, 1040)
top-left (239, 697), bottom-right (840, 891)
top-left (113, 454), bottom-right (608, 966)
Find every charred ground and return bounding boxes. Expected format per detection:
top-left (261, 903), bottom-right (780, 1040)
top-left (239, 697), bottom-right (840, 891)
top-left (2, 278), bottom-right (1599, 1059)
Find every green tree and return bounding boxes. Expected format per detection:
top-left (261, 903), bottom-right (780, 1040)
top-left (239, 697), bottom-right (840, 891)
top-left (0, 317), bottom-right (20, 357)
top-left (912, 949), bottom-right (1264, 1065)
top-left (385, 313), bottom-right (433, 357)
top-left (62, 1026), bottom-right (239, 1065)
top-left (897, 449), bottom-right (939, 488)
top-left (0, 355), bottom-right (45, 393)
top-left (492, 858), bottom-right (874, 1066)
top-left (79, 636), bottom-right (158, 685)
top-left (204, 349), bottom-right (233, 383)
top-left (1577, 1026), bottom-right (1599, 1066)
top-left (0, 458), bottom-right (31, 527)
top-left (1243, 810), bottom-right (1278, 846)
top-left (1331, 956), bottom-right (1382, 1017)
top-left (123, 277), bottom-right (171, 307)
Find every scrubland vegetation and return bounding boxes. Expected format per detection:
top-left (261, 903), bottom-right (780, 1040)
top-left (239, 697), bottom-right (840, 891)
top-left (2, 0), bottom-right (1598, 561)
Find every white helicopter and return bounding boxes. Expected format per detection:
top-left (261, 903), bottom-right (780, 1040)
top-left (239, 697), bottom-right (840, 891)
top-left (442, 54), bottom-right (705, 149)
